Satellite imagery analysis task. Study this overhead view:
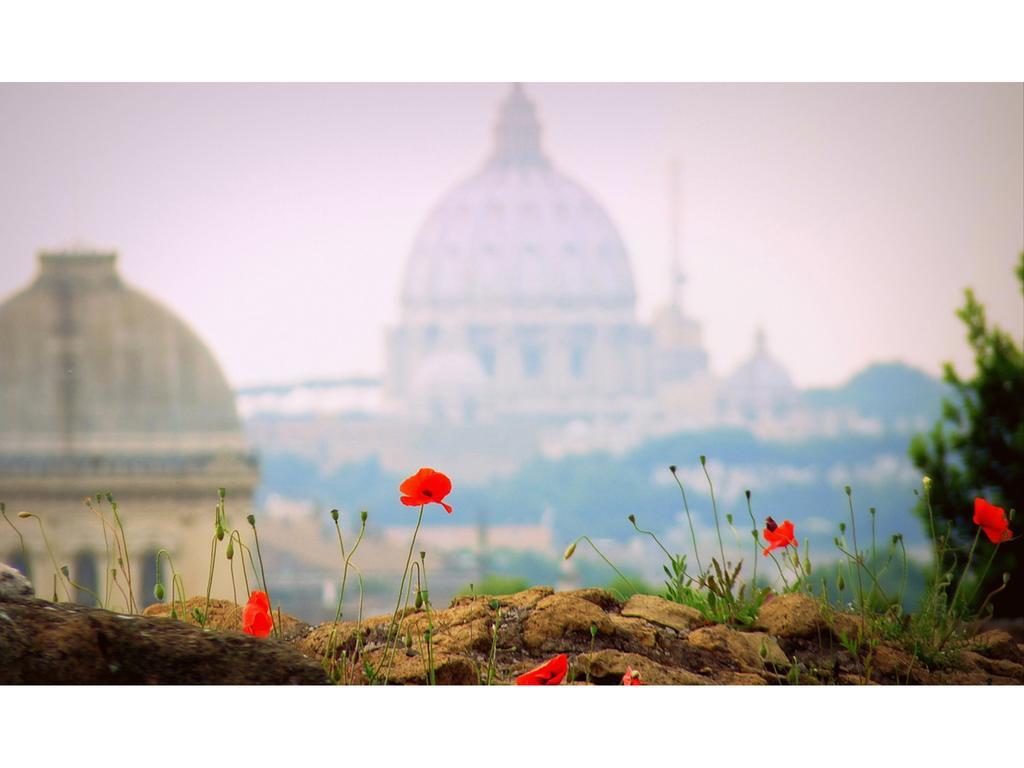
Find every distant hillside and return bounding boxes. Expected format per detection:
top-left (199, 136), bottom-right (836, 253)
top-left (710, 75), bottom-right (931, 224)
top-left (804, 362), bottom-right (949, 426)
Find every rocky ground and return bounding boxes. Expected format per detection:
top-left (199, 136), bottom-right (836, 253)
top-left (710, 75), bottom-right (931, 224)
top-left (2, 586), bottom-right (1022, 684)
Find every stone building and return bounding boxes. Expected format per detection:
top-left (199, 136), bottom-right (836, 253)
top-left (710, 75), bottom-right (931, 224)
top-left (386, 84), bottom-right (683, 425)
top-left (0, 250), bottom-right (258, 606)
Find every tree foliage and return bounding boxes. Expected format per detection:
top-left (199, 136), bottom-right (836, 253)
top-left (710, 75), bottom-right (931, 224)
top-left (909, 253), bottom-right (1024, 616)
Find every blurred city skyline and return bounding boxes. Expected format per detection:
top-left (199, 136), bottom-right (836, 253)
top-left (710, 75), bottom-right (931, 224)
top-left (0, 83), bottom-right (1020, 389)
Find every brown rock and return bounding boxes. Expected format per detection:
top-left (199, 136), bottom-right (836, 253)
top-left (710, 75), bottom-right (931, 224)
top-left (686, 623), bottom-right (788, 670)
top-left (609, 614), bottom-right (658, 649)
top-left (575, 649), bottom-right (709, 685)
top-left (962, 651), bottom-right (1024, 682)
top-left (868, 644), bottom-right (918, 682)
top-left (562, 588), bottom-right (621, 610)
top-left (720, 671), bottom-right (768, 685)
top-left (756, 593), bottom-right (825, 639)
top-left (143, 596), bottom-right (308, 639)
top-left (449, 586), bottom-right (553, 611)
top-left (1, 596), bottom-right (327, 684)
top-left (620, 594), bottom-right (707, 633)
top-left (521, 593), bottom-right (615, 652)
top-left (970, 629), bottom-right (1017, 660)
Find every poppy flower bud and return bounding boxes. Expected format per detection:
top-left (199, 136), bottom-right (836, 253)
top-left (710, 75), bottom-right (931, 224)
top-left (839, 522), bottom-right (846, 534)
top-left (17, 511), bottom-right (30, 518)
top-left (726, 514), bottom-right (734, 525)
top-left (171, 609), bottom-right (178, 620)
top-left (329, 508), bottom-right (339, 523)
top-left (869, 507), bottom-right (876, 517)
top-left (106, 492), bottom-right (114, 503)
top-left (745, 489), bottom-right (751, 500)
top-left (415, 590), bottom-right (423, 609)
top-left (837, 574), bottom-right (846, 591)
top-left (922, 476), bottom-right (932, 490)
top-left (627, 514), bottom-right (636, 525)
top-left (218, 487), bottom-right (226, 500)
top-left (419, 551), bottom-right (426, 561)
top-left (489, 599), bottom-right (500, 611)
top-left (226, 540), bottom-right (235, 559)
top-left (759, 640), bottom-right (768, 659)
top-left (155, 582), bottom-right (165, 601)
top-left (216, 523), bottom-right (225, 541)
top-left (360, 510), bottom-right (368, 523)
top-left (844, 485), bottom-right (851, 497)
top-left (60, 565), bottom-right (69, 578)
top-left (590, 624), bottom-right (598, 640)
top-left (699, 455), bottom-right (706, 466)
top-left (563, 542), bottom-right (577, 560)
top-left (1003, 572), bottom-right (1011, 585)
top-left (246, 514), bottom-right (256, 526)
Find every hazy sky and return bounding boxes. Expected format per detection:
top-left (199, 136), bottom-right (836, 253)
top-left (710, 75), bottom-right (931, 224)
top-left (0, 83), bottom-right (1020, 388)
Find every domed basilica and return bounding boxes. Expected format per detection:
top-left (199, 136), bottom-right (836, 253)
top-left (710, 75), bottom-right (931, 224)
top-left (386, 85), bottom-right (725, 430)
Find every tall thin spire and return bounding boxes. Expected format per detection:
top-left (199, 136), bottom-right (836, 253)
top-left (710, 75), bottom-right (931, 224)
top-left (669, 159), bottom-right (686, 310)
top-left (488, 84), bottom-right (548, 168)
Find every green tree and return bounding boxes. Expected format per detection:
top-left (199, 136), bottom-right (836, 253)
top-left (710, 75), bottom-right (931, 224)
top-left (909, 252), bottom-right (1024, 617)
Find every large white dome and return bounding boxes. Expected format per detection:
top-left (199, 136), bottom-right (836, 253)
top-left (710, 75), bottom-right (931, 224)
top-left (400, 85), bottom-right (636, 313)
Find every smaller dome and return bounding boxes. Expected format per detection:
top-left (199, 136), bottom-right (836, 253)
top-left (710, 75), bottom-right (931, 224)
top-left (723, 330), bottom-right (797, 414)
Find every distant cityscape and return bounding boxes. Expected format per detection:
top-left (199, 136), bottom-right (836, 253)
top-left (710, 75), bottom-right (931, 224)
top-left (0, 84), bottom-right (957, 621)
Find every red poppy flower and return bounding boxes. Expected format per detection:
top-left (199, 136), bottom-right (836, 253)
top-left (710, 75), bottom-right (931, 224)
top-left (515, 653), bottom-right (568, 685)
top-left (762, 516), bottom-right (798, 556)
top-left (622, 666), bottom-right (644, 685)
top-left (242, 590), bottom-right (273, 637)
top-left (400, 467), bottom-right (453, 514)
top-left (974, 498), bottom-right (1012, 544)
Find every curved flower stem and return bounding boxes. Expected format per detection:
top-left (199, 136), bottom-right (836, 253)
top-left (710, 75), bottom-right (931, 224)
top-left (1, 503), bottom-right (28, 573)
top-left (247, 516), bottom-right (276, 637)
top-left (897, 537), bottom-right (909, 611)
top-left (20, 512), bottom-right (72, 602)
top-left (383, 559), bottom-right (423, 684)
top-left (744, 493), bottom-right (760, 589)
top-left (845, 490), bottom-right (866, 618)
top-left (835, 544), bottom-right (891, 604)
top-left (767, 550), bottom-right (789, 589)
top-left (947, 526), bottom-right (981, 619)
top-left (567, 535), bottom-right (637, 595)
top-left (419, 551), bottom-right (436, 685)
top-left (700, 459), bottom-right (728, 577)
top-left (324, 515), bottom-right (367, 670)
top-left (201, 533), bottom-right (219, 629)
top-left (963, 539), bottom-right (1001, 608)
top-left (109, 499), bottom-right (136, 613)
top-left (228, 530), bottom-right (253, 594)
top-left (64, 571), bottom-right (102, 606)
top-left (670, 467), bottom-right (704, 577)
top-left (628, 516), bottom-right (690, 584)
top-left (85, 498), bottom-right (115, 608)
top-left (381, 504), bottom-right (425, 684)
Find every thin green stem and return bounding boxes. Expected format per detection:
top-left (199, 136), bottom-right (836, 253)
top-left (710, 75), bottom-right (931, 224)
top-left (947, 526), bottom-right (981, 619)
top-left (1, 503), bottom-right (28, 570)
top-left (247, 516), bottom-right (277, 638)
top-left (381, 504), bottom-right (425, 684)
top-left (20, 513), bottom-right (72, 602)
top-left (670, 467), bottom-right (704, 576)
top-left (700, 459), bottom-right (728, 576)
top-left (744, 492), bottom-right (759, 590)
top-left (202, 533), bottom-right (219, 629)
top-left (845, 490), bottom-right (866, 618)
top-left (568, 535), bottom-right (637, 595)
top-left (109, 499), bottom-right (136, 613)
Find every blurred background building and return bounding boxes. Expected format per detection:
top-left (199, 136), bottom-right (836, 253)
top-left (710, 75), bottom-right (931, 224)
top-left (0, 250), bottom-right (257, 606)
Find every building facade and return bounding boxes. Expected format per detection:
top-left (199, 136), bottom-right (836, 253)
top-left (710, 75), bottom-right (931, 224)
top-left (0, 250), bottom-right (258, 605)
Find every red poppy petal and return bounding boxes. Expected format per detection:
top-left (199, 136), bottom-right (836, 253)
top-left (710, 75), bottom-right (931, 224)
top-left (400, 495), bottom-right (424, 507)
top-left (441, 501), bottom-right (453, 514)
